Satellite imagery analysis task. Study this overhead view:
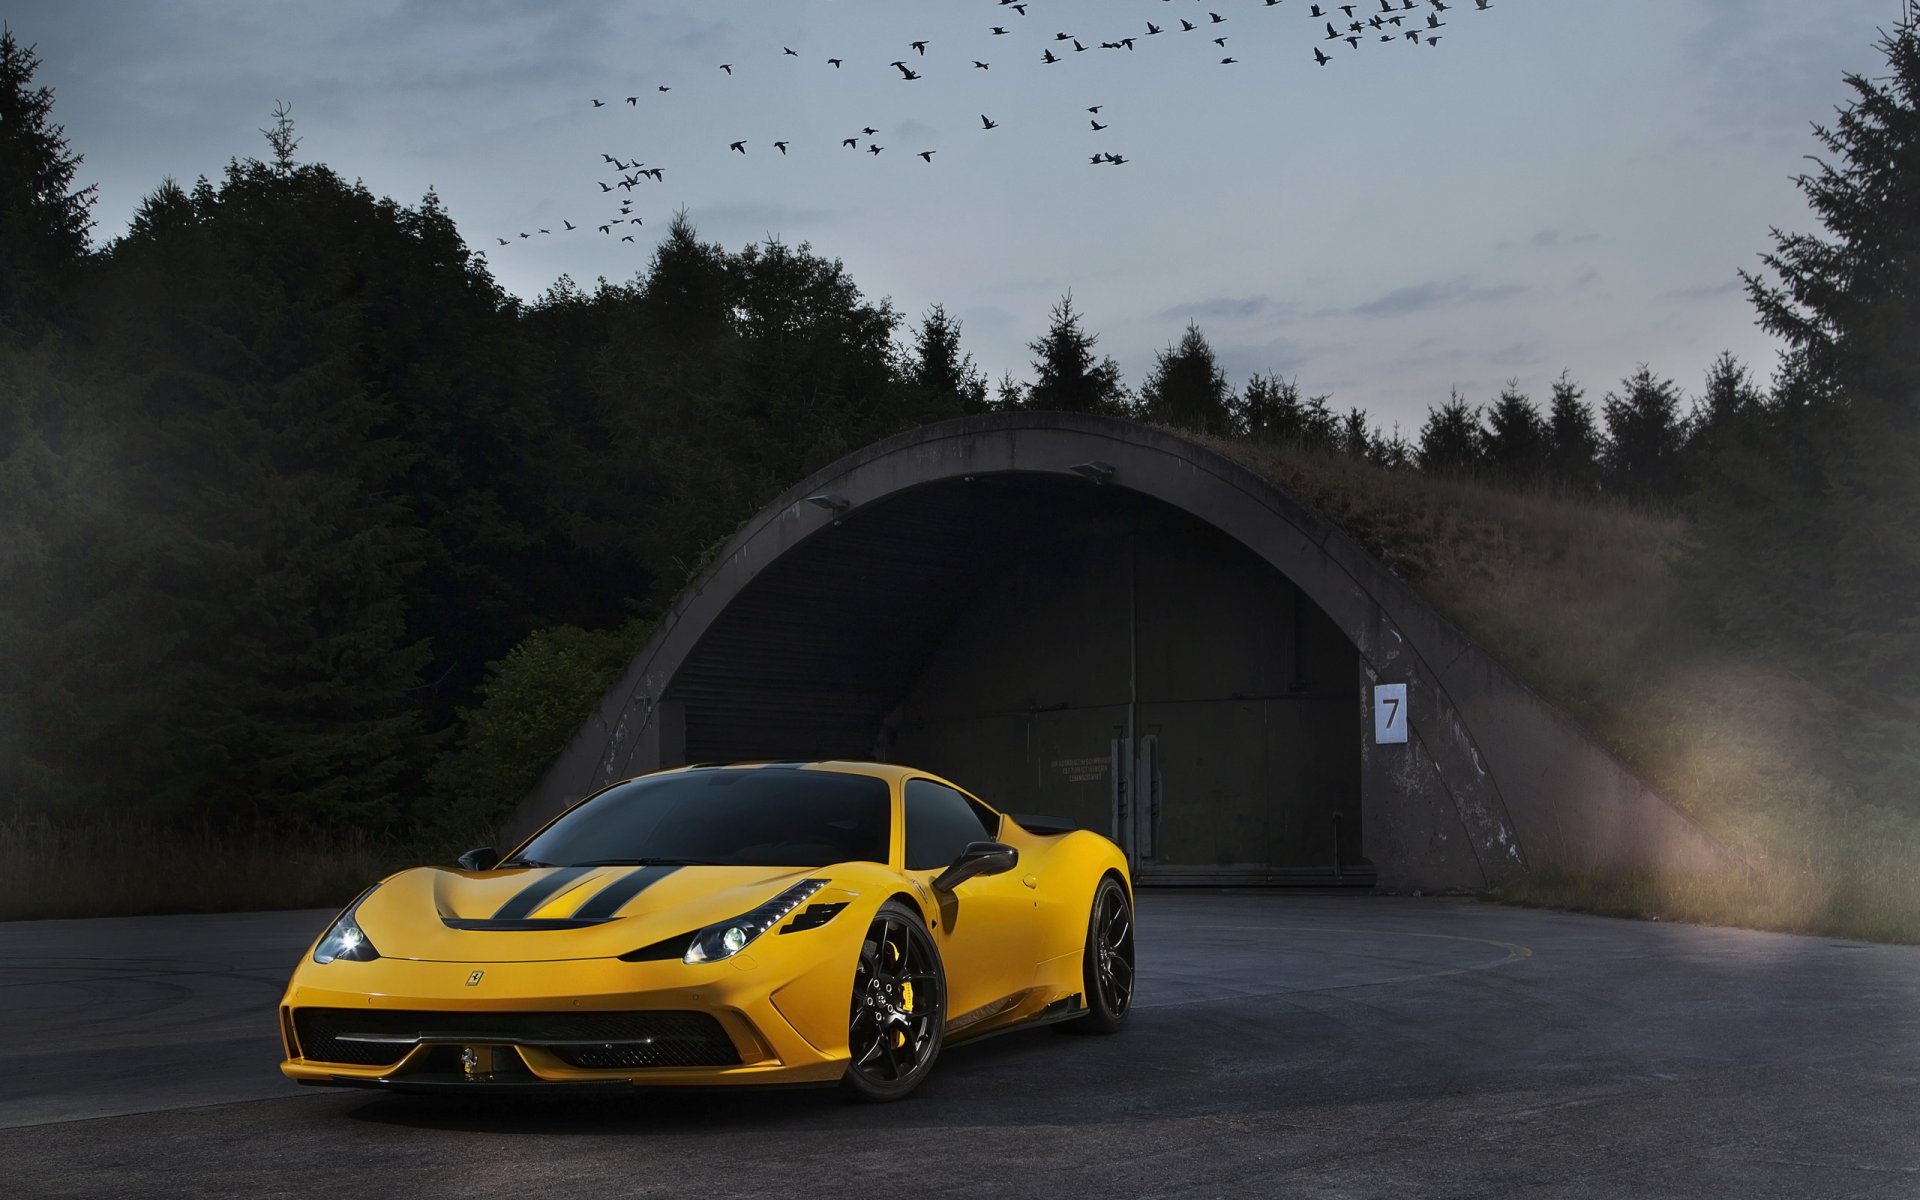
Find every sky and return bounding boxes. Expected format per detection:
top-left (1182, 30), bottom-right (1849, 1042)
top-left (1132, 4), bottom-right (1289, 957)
top-left (11, 0), bottom-right (1909, 434)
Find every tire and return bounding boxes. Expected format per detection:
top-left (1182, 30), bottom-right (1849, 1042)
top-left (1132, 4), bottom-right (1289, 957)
top-left (1057, 875), bottom-right (1135, 1035)
top-left (840, 900), bottom-right (946, 1102)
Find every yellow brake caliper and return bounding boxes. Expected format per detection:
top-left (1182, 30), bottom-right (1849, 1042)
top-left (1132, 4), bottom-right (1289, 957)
top-left (894, 970), bottom-right (914, 1048)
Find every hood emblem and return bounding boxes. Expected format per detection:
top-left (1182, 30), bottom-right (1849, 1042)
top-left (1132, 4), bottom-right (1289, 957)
top-left (466, 970), bottom-right (485, 986)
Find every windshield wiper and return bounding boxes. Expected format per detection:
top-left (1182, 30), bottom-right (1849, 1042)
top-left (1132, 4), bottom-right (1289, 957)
top-left (565, 857), bottom-right (723, 867)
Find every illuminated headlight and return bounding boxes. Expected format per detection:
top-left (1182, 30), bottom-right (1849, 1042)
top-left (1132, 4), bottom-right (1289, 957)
top-left (685, 879), bottom-right (829, 964)
top-left (312, 896), bottom-right (380, 964)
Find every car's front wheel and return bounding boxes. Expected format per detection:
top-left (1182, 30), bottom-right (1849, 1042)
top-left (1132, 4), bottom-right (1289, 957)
top-left (840, 900), bottom-right (945, 1102)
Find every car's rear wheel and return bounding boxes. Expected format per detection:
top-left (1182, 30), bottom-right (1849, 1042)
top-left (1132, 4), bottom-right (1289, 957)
top-left (1058, 875), bottom-right (1134, 1035)
top-left (840, 900), bottom-right (945, 1102)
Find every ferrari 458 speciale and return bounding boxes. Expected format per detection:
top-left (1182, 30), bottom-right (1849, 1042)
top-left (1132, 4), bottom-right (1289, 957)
top-left (279, 760), bottom-right (1135, 1100)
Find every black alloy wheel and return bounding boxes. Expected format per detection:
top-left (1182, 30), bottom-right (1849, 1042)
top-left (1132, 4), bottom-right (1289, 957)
top-left (1059, 875), bottom-right (1134, 1035)
top-left (841, 900), bottom-right (946, 1101)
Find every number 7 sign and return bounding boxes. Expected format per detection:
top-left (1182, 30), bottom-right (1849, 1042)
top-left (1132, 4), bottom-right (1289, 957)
top-left (1374, 683), bottom-right (1409, 744)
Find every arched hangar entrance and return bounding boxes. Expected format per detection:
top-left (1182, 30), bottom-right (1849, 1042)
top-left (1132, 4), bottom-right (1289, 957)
top-left (669, 474), bottom-right (1364, 885)
top-left (513, 414), bottom-right (1739, 893)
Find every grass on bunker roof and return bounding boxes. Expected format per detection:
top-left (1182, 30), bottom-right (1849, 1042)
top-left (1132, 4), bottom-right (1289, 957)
top-left (1202, 434), bottom-right (1920, 946)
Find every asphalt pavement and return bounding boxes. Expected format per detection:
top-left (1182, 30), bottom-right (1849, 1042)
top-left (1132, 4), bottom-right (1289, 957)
top-left (3, 894), bottom-right (1917, 1199)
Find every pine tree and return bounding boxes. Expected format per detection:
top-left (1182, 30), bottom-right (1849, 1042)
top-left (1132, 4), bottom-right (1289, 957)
top-left (1240, 373), bottom-right (1340, 450)
top-left (1681, 8), bottom-right (1920, 804)
top-left (1743, 5), bottom-right (1920, 411)
top-left (1482, 381), bottom-right (1548, 482)
top-left (1370, 422), bottom-right (1416, 471)
top-left (1339, 407), bottom-right (1373, 460)
top-left (0, 24), bottom-right (97, 339)
top-left (1545, 370), bottom-right (1602, 491)
top-left (1601, 365), bottom-right (1688, 503)
top-left (994, 370), bottom-right (1026, 412)
top-left (1138, 322), bottom-right (1238, 435)
top-left (1025, 292), bottom-right (1128, 415)
top-left (1416, 387), bottom-right (1483, 475)
top-left (908, 304), bottom-right (989, 420)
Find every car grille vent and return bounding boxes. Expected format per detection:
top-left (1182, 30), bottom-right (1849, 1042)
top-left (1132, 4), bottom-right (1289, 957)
top-left (291, 1009), bottom-right (740, 1070)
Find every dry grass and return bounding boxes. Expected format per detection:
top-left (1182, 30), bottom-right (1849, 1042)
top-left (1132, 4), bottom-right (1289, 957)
top-left (0, 812), bottom-right (459, 922)
top-left (1204, 436), bottom-right (1920, 945)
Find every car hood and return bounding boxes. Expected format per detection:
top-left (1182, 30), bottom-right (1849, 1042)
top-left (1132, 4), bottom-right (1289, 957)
top-left (352, 863), bottom-right (826, 963)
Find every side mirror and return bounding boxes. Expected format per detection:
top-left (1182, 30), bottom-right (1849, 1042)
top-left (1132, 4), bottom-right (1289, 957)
top-left (457, 846), bottom-right (500, 871)
top-left (932, 841), bottom-right (1019, 894)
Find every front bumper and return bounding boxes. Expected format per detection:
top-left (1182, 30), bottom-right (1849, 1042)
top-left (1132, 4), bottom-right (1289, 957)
top-left (280, 952), bottom-right (855, 1089)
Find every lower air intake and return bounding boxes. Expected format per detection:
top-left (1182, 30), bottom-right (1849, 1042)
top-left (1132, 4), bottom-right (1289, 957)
top-left (292, 1009), bottom-right (740, 1069)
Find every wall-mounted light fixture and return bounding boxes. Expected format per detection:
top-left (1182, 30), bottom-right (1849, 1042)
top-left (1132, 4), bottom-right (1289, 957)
top-left (805, 493), bottom-right (850, 513)
top-left (1068, 461), bottom-right (1116, 484)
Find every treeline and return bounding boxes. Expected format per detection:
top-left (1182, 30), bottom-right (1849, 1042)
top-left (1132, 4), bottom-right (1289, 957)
top-left (3, 11), bottom-right (1917, 839)
top-left (1125, 318), bottom-right (1761, 507)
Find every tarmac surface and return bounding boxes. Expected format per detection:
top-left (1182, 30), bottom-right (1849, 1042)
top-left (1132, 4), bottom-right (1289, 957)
top-left (3, 894), bottom-right (1917, 1199)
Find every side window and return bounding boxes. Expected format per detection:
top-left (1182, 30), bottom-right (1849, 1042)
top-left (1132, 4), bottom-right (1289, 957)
top-left (903, 780), bottom-right (997, 871)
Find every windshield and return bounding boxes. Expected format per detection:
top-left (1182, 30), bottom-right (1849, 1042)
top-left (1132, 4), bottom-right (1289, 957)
top-left (512, 768), bottom-right (892, 869)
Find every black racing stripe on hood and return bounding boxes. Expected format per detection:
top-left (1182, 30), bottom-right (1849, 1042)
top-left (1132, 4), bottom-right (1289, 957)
top-left (571, 864), bottom-right (683, 921)
top-left (491, 866), bottom-right (595, 920)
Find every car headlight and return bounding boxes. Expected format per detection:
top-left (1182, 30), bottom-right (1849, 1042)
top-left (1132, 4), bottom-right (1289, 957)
top-left (312, 891), bottom-right (381, 964)
top-left (684, 879), bottom-right (829, 964)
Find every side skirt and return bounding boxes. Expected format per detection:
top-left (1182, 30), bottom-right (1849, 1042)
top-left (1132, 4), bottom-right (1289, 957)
top-left (943, 994), bottom-right (1086, 1047)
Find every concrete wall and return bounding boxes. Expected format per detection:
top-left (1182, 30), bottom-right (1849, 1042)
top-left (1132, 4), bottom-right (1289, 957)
top-left (508, 414), bottom-right (1741, 891)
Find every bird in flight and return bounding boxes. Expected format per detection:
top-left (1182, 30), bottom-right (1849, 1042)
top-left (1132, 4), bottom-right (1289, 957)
top-left (783, 46), bottom-right (799, 56)
top-left (828, 57), bottom-right (843, 67)
top-left (719, 63), bottom-right (732, 74)
top-left (591, 99), bottom-right (605, 107)
top-left (918, 150), bottom-right (935, 162)
top-left (981, 114), bottom-right (998, 129)
top-left (730, 140), bottom-right (747, 153)
top-left (1091, 120), bottom-right (1107, 131)
top-left (774, 140), bottom-right (789, 154)
top-left (911, 40), bottom-right (927, 55)
top-left (563, 220), bottom-right (575, 230)
top-left (622, 235), bottom-right (635, 242)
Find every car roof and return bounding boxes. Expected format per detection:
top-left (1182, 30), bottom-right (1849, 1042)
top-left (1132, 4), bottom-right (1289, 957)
top-left (662, 760), bottom-right (958, 788)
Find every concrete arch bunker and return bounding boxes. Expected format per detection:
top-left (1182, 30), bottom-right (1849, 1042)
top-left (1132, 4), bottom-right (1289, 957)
top-left (511, 413), bottom-right (1735, 891)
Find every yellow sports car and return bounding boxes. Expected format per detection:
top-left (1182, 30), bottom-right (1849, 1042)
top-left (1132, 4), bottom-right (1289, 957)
top-left (278, 761), bottom-right (1134, 1101)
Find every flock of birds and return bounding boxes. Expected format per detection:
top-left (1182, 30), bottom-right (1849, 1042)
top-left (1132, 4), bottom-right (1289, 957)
top-left (480, 0), bottom-right (1501, 258)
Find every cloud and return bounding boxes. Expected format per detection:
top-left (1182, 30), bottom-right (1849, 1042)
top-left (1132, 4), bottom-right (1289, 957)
top-left (695, 200), bottom-right (844, 232)
top-left (1660, 279), bottom-right (1743, 302)
top-left (1344, 277), bottom-right (1530, 319)
top-left (1682, 0), bottom-right (1876, 148)
top-left (1159, 295), bottom-right (1295, 323)
top-left (1532, 228), bottom-right (1600, 249)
